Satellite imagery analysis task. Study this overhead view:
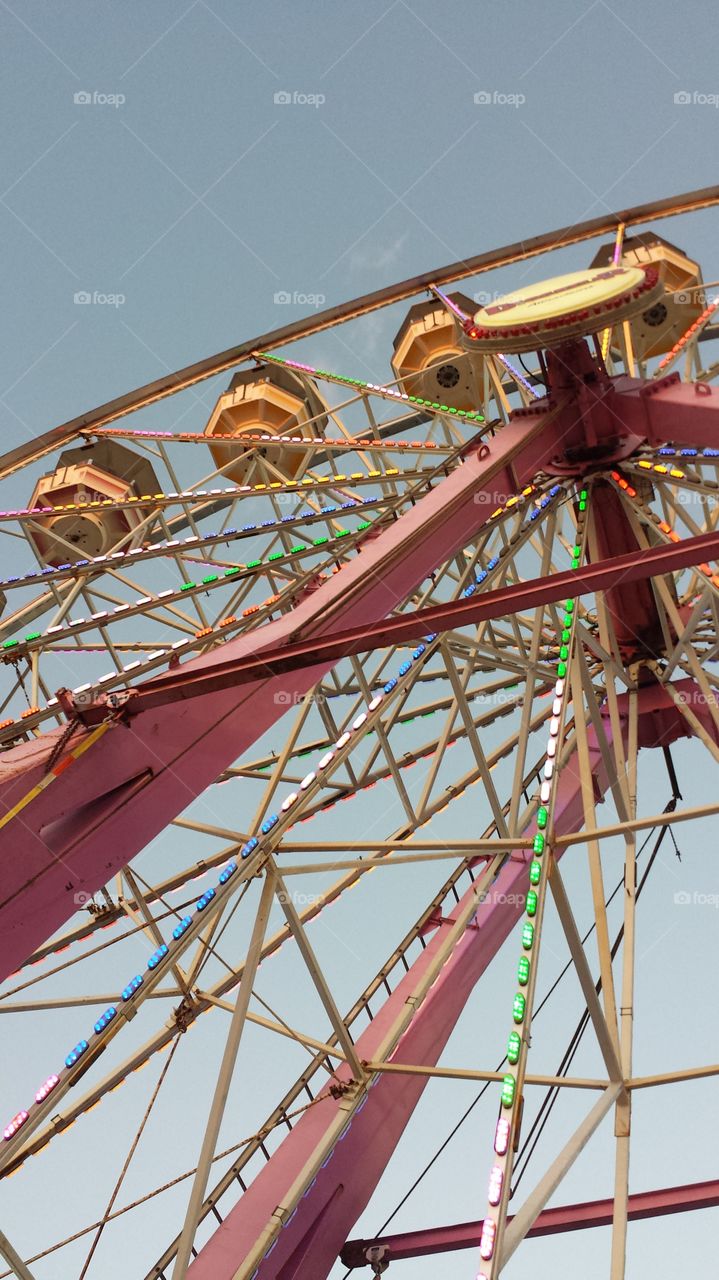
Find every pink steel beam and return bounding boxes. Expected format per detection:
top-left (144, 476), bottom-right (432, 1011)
top-left (4, 357), bottom-right (719, 981)
top-left (0, 414), bottom-right (549, 983)
top-left (614, 372), bottom-right (719, 451)
top-left (3, 360), bottom-right (719, 976)
top-left (340, 1178), bottom-right (719, 1264)
top-left (184, 727), bottom-right (610, 1280)
top-left (184, 679), bottom-right (717, 1280)
top-left (76, 525), bottom-right (719, 723)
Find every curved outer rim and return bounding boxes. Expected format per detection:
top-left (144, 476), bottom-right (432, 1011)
top-left (1, 184), bottom-right (718, 482)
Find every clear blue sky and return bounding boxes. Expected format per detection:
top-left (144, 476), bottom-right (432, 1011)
top-left (1, 2), bottom-right (718, 1277)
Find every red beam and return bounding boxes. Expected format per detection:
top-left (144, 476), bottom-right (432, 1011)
top-left (185, 728), bottom-right (613, 1280)
top-left (81, 526), bottom-right (719, 724)
top-left (340, 1179), bottom-right (719, 1266)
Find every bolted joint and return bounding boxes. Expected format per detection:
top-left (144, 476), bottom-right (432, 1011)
top-left (366, 1243), bottom-right (390, 1274)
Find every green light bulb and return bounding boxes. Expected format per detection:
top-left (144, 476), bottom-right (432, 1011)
top-left (501, 1073), bottom-right (516, 1107)
top-left (522, 922), bottom-right (534, 949)
top-left (529, 860), bottom-right (542, 885)
top-left (507, 1032), bottom-right (521, 1065)
top-left (526, 890), bottom-right (538, 916)
top-left (512, 993), bottom-right (526, 1023)
top-left (518, 955), bottom-right (531, 985)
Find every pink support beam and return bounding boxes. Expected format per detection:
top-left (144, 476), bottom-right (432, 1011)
top-left (0, 414), bottom-right (549, 982)
top-left (185, 710), bottom-right (623, 1280)
top-left (183, 678), bottom-right (718, 1280)
top-left (76, 525), bottom-right (719, 722)
top-left (341, 1178), bottom-right (719, 1265)
top-left (5, 344), bottom-right (719, 982)
top-left (613, 373), bottom-right (719, 451)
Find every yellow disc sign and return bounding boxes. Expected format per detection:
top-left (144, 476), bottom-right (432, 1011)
top-left (464, 265), bottom-right (662, 353)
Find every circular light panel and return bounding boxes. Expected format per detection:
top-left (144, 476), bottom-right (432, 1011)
top-left (463, 265), bottom-right (662, 352)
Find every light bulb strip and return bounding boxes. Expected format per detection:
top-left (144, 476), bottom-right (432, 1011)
top-left (0, 517), bottom-right (379, 664)
top-left (428, 285), bottom-right (541, 400)
top-left (610, 466), bottom-right (719, 590)
top-left (0, 480), bottom-right (548, 743)
top-left (84, 422), bottom-right (459, 452)
top-left (252, 349), bottom-right (486, 423)
top-left (640, 446), bottom-right (719, 464)
top-left (0, 463), bottom-right (422, 527)
top-left (477, 482), bottom-right (590, 1277)
top-left (654, 296), bottom-right (719, 376)
top-left (0, 626), bottom-right (451, 1169)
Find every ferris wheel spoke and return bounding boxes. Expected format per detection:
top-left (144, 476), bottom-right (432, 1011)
top-left (17, 666), bottom-right (535, 966)
top-left (499, 1083), bottom-right (623, 1269)
top-left (620, 503), bottom-right (719, 737)
top-left (436, 639), bottom-right (510, 836)
top-left (569, 655), bottom-right (622, 1043)
top-left (5, 719), bottom-right (548, 1181)
top-left (174, 721), bottom-right (613, 1277)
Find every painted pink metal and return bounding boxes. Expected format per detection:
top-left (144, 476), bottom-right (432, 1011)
top-left (0, 342), bottom-right (716, 1274)
top-left (180, 676), bottom-right (716, 1279)
top-left (3, 357), bottom-right (718, 982)
top-left (341, 1178), bottom-right (719, 1264)
top-left (74, 525), bottom-right (719, 721)
top-left (615, 372), bottom-right (719, 451)
top-left (0, 414), bottom-right (548, 982)
top-left (186, 676), bottom-right (716, 1280)
top-left (184, 719), bottom-right (610, 1280)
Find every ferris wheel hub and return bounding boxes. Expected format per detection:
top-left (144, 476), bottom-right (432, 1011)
top-left (462, 265), bottom-right (663, 352)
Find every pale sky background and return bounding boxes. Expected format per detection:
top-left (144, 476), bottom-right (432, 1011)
top-left (1, 2), bottom-right (719, 1277)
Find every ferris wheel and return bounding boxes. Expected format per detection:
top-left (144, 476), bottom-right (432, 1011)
top-left (1, 184), bottom-right (719, 1280)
